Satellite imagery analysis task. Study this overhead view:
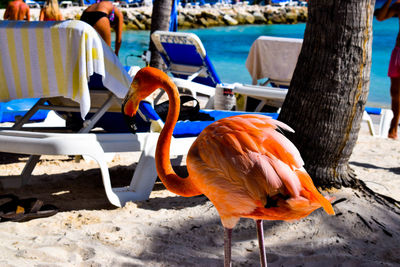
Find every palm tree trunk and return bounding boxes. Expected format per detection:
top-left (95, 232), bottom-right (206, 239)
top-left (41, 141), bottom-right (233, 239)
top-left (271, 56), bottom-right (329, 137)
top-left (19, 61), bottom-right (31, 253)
top-left (149, 0), bottom-right (173, 69)
top-left (279, 0), bottom-right (376, 188)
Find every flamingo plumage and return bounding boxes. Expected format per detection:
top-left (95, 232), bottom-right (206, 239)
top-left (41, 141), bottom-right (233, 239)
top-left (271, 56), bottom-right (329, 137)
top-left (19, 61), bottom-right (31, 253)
top-left (122, 67), bottom-right (335, 267)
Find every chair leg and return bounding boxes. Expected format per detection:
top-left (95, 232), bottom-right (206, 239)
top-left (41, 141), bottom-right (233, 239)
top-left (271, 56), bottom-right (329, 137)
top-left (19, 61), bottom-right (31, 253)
top-left (12, 98), bottom-right (47, 130)
top-left (127, 135), bottom-right (158, 199)
top-left (21, 155), bottom-right (41, 186)
top-left (255, 100), bottom-right (266, 112)
top-left (379, 109), bottom-right (394, 137)
top-left (88, 135), bottom-right (158, 207)
top-left (205, 96), bottom-right (214, 109)
top-left (363, 111), bottom-right (376, 136)
top-left (94, 155), bottom-right (124, 207)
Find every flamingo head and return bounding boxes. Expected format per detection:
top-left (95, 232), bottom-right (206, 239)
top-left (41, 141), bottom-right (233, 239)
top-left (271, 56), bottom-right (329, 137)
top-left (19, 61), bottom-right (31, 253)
top-left (122, 67), bottom-right (171, 133)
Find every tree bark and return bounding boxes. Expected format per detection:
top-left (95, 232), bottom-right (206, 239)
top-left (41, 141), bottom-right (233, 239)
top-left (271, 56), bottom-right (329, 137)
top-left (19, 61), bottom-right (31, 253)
top-left (278, 0), bottom-right (376, 188)
top-left (149, 0), bottom-right (173, 69)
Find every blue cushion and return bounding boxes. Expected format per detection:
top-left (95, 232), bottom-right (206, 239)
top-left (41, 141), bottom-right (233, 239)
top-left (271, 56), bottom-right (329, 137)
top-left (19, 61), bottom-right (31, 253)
top-left (138, 101), bottom-right (161, 121)
top-left (161, 43), bottom-right (221, 87)
top-left (0, 99), bottom-right (49, 123)
top-left (162, 43), bottom-right (204, 66)
top-left (365, 107), bottom-right (382, 115)
top-left (172, 110), bottom-right (279, 137)
top-left (83, 100), bottom-right (279, 137)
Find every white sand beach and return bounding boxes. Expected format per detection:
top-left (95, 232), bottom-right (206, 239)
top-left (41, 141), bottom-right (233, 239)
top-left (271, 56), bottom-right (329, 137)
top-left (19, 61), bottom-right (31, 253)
top-left (0, 2), bottom-right (398, 265)
top-left (0, 122), bottom-right (399, 266)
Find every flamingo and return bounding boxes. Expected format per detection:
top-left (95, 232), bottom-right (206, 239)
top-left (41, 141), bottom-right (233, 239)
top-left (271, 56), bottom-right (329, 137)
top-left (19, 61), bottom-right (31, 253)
top-left (122, 67), bottom-right (335, 267)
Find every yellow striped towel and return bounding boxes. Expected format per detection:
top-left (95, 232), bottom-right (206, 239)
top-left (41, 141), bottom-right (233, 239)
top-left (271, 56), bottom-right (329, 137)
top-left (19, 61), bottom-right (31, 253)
top-left (0, 20), bottom-right (132, 118)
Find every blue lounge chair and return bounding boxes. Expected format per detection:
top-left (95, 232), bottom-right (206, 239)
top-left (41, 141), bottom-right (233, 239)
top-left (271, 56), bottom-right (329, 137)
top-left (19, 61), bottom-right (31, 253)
top-left (152, 31), bottom-right (221, 87)
top-left (151, 30), bottom-right (288, 111)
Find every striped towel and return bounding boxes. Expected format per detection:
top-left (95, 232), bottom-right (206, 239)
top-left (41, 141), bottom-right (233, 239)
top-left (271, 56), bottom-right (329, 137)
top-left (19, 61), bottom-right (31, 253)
top-left (0, 20), bottom-right (132, 118)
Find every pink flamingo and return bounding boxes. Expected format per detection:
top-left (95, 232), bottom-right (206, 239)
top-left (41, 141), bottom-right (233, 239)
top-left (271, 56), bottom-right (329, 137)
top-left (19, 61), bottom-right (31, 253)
top-left (122, 67), bottom-right (335, 266)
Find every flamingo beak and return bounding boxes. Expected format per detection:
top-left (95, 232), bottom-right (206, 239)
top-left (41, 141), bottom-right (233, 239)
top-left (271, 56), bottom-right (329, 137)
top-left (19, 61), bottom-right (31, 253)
top-left (122, 92), bottom-right (140, 134)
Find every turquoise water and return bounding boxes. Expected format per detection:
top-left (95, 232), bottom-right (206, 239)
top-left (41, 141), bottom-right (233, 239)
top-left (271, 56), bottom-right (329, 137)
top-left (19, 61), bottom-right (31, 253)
top-left (118, 17), bottom-right (398, 107)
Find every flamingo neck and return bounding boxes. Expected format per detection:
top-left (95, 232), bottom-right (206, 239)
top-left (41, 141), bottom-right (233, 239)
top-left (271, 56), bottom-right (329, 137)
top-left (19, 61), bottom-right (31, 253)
top-left (155, 79), bottom-right (202, 197)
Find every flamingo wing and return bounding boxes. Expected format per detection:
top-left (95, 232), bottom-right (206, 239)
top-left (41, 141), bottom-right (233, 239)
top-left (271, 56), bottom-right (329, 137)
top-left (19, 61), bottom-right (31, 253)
top-left (186, 115), bottom-right (333, 227)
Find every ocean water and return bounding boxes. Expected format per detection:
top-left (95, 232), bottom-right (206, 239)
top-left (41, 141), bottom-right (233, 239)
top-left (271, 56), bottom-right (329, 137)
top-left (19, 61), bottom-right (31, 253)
top-left (118, 16), bottom-right (398, 108)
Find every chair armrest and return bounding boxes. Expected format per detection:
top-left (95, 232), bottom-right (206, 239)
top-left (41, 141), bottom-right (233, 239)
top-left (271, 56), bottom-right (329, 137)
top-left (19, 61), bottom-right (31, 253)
top-left (171, 77), bottom-right (215, 97)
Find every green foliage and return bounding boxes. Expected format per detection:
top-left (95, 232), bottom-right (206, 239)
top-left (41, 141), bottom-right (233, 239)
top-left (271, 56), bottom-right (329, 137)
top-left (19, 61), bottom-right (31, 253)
top-left (0, 0), bottom-right (9, 9)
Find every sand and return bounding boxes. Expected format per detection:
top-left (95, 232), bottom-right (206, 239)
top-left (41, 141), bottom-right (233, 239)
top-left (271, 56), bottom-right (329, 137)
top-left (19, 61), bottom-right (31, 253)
top-left (0, 123), bottom-right (399, 266)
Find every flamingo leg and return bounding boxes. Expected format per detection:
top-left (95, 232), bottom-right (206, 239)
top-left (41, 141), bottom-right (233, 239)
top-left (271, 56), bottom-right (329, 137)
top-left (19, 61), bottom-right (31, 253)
top-left (256, 219), bottom-right (267, 267)
top-left (224, 227), bottom-right (232, 267)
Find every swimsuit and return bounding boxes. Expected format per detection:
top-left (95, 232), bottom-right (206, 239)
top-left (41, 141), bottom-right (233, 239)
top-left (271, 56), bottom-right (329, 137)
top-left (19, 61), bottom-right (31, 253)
top-left (80, 11), bottom-right (108, 27)
top-left (388, 46), bottom-right (400, 78)
top-left (80, 8), bottom-right (115, 27)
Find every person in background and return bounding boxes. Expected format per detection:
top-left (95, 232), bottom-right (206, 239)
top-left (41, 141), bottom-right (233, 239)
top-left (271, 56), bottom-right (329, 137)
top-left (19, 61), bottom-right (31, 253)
top-left (375, 0), bottom-right (400, 139)
top-left (3, 0), bottom-right (30, 20)
top-left (80, 1), bottom-right (124, 56)
top-left (39, 0), bottom-right (64, 21)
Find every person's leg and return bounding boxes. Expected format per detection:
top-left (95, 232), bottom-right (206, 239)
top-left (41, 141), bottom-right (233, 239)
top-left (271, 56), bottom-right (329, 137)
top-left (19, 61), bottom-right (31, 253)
top-left (389, 77), bottom-right (400, 139)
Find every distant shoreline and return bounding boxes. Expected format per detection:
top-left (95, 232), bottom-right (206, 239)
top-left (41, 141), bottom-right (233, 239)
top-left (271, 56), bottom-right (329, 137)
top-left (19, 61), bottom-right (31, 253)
top-left (0, 4), bottom-right (308, 30)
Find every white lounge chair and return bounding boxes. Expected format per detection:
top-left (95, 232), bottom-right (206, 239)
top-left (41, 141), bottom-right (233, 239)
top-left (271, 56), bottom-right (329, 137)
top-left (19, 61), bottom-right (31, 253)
top-left (0, 20), bottom-right (197, 207)
top-left (363, 107), bottom-right (394, 137)
top-left (245, 35), bottom-right (393, 137)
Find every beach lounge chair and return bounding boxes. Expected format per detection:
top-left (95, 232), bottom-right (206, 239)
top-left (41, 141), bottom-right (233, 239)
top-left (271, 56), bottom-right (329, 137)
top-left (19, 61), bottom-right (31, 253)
top-left (0, 20), bottom-right (198, 207)
top-left (363, 107), bottom-right (394, 137)
top-left (151, 30), bottom-right (288, 111)
top-left (245, 35), bottom-right (394, 137)
top-left (0, 21), bottom-right (278, 207)
top-left (150, 30), bottom-right (217, 108)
